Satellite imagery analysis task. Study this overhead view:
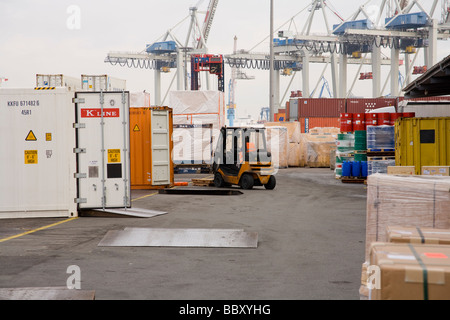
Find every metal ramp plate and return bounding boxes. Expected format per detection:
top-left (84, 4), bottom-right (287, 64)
top-left (80, 207), bottom-right (168, 218)
top-left (158, 189), bottom-right (243, 196)
top-left (98, 228), bottom-right (258, 248)
top-left (0, 287), bottom-right (95, 300)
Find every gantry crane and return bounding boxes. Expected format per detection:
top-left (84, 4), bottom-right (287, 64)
top-left (226, 0), bottom-right (449, 103)
top-left (105, 0), bottom-right (220, 106)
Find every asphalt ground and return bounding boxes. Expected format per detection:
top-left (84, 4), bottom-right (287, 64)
top-left (0, 167), bottom-right (367, 301)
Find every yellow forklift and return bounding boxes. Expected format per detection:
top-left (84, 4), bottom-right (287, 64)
top-left (212, 127), bottom-right (276, 190)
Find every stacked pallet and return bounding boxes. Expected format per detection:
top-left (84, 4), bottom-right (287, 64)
top-left (360, 173), bottom-right (450, 300)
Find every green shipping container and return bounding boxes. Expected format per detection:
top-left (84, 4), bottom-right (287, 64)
top-left (395, 117), bottom-right (450, 175)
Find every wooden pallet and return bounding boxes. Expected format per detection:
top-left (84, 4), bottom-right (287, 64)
top-left (341, 177), bottom-right (367, 184)
top-left (366, 151), bottom-right (395, 157)
top-left (191, 178), bottom-right (214, 187)
top-left (367, 156), bottom-right (396, 161)
top-left (367, 148), bottom-right (395, 152)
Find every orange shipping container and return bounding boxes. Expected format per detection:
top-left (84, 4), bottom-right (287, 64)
top-left (129, 107), bottom-right (174, 190)
top-left (298, 117), bottom-right (340, 133)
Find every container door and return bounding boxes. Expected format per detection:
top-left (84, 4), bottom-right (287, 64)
top-left (74, 91), bottom-right (131, 209)
top-left (151, 109), bottom-right (171, 185)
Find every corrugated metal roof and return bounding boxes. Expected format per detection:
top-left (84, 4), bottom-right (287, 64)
top-left (403, 54), bottom-right (450, 98)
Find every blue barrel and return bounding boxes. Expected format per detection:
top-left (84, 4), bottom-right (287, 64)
top-left (342, 161), bottom-right (353, 177)
top-left (352, 161), bottom-right (362, 177)
top-left (361, 161), bottom-right (368, 178)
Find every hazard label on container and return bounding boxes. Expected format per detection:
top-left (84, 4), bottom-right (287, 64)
top-left (46, 133), bottom-right (52, 141)
top-left (25, 150), bottom-right (38, 164)
top-left (133, 125), bottom-right (140, 132)
top-left (108, 149), bottom-right (121, 163)
top-left (25, 130), bottom-right (37, 141)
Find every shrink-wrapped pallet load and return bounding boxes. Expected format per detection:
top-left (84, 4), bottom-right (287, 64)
top-left (266, 126), bottom-right (289, 169)
top-left (130, 91), bottom-right (151, 108)
top-left (288, 142), bottom-right (302, 167)
top-left (169, 91), bottom-right (226, 164)
top-left (309, 127), bottom-right (340, 135)
top-left (300, 133), bottom-right (337, 168)
top-left (365, 173), bottom-right (450, 261)
top-left (265, 122), bottom-right (301, 144)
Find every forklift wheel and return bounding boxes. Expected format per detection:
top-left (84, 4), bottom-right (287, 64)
top-left (240, 174), bottom-right (254, 190)
top-left (214, 173), bottom-right (225, 188)
top-left (264, 175), bottom-right (276, 190)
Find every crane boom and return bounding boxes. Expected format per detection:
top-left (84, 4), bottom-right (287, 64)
top-left (199, 0), bottom-right (219, 48)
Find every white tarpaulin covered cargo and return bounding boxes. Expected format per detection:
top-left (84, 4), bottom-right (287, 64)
top-left (169, 91), bottom-right (225, 164)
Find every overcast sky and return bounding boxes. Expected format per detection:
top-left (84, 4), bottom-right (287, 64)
top-left (1, 0), bottom-right (449, 120)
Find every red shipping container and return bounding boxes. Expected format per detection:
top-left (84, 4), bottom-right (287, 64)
top-left (299, 117), bottom-right (340, 133)
top-left (347, 98), bottom-right (397, 113)
top-left (298, 98), bottom-right (346, 118)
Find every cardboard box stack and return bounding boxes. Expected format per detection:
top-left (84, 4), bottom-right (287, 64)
top-left (361, 173), bottom-right (450, 300)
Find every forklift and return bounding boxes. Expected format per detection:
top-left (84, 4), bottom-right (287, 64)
top-left (212, 127), bottom-right (276, 190)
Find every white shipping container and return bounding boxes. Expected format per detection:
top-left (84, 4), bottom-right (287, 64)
top-left (0, 88), bottom-right (78, 219)
top-left (399, 102), bottom-right (450, 117)
top-left (81, 75), bottom-right (126, 92)
top-left (74, 91), bottom-right (131, 209)
top-left (36, 74), bottom-right (82, 91)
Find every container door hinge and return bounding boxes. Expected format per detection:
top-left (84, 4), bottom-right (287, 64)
top-left (74, 198), bottom-right (87, 204)
top-left (73, 148), bottom-right (86, 154)
top-left (72, 98), bottom-right (85, 104)
top-left (74, 173), bottom-right (87, 179)
top-left (73, 123), bottom-right (86, 129)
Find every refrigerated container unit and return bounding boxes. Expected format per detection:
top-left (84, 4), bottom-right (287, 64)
top-left (73, 91), bottom-right (131, 210)
top-left (81, 74), bottom-right (127, 92)
top-left (0, 88), bottom-right (132, 219)
top-left (0, 88), bottom-right (77, 218)
top-left (36, 74), bottom-right (82, 91)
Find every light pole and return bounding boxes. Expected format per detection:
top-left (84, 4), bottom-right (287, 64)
top-left (269, 0), bottom-right (275, 122)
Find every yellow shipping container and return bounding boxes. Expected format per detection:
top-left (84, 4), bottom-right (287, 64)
top-left (395, 117), bottom-right (450, 175)
top-left (129, 107), bottom-right (174, 190)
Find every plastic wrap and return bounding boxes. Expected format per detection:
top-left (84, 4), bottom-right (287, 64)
top-left (265, 122), bottom-right (301, 143)
top-left (169, 90), bottom-right (226, 130)
top-left (367, 159), bottom-right (396, 175)
top-left (172, 124), bottom-right (214, 164)
top-left (300, 133), bottom-right (337, 168)
top-left (309, 127), bottom-right (340, 135)
top-left (288, 142), bottom-right (301, 167)
top-left (169, 91), bottom-right (225, 164)
top-left (365, 173), bottom-right (450, 261)
top-left (130, 91), bottom-right (151, 108)
top-left (367, 125), bottom-right (395, 150)
top-left (266, 126), bottom-right (289, 169)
